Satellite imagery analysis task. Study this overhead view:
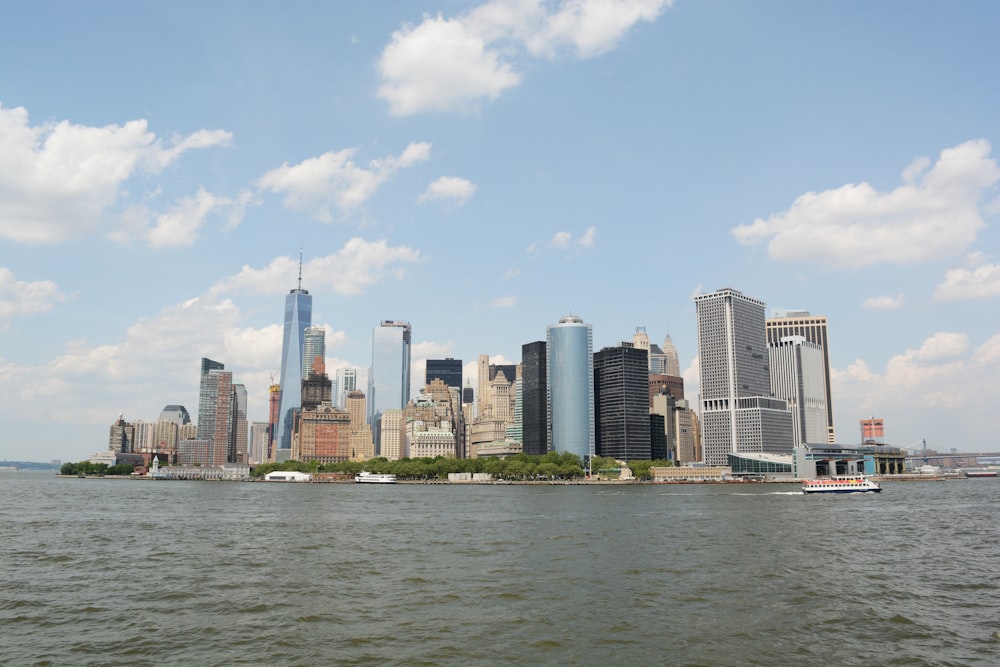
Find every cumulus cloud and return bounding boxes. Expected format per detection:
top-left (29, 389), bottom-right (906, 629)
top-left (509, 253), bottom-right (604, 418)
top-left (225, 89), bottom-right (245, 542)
top-left (934, 260), bottom-right (1000, 301)
top-left (490, 296), bottom-right (517, 308)
top-left (213, 238), bottom-right (423, 298)
top-left (732, 139), bottom-right (1000, 268)
top-left (0, 103), bottom-right (231, 244)
top-left (114, 188), bottom-right (243, 247)
top-left (256, 142), bottom-right (431, 222)
top-left (419, 176), bottom-right (477, 206)
top-left (0, 268), bottom-right (67, 320)
top-left (527, 226), bottom-right (598, 253)
top-left (377, 0), bottom-right (671, 115)
top-left (862, 294), bottom-right (905, 310)
top-left (832, 332), bottom-right (997, 428)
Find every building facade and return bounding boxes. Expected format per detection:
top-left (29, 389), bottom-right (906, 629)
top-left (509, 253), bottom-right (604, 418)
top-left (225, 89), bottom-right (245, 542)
top-left (766, 310), bottom-right (835, 443)
top-left (694, 288), bottom-right (793, 466)
top-left (302, 325), bottom-right (326, 380)
top-left (521, 341), bottom-right (548, 456)
top-left (426, 358), bottom-right (463, 390)
top-left (275, 274), bottom-right (312, 459)
top-left (768, 336), bottom-right (829, 446)
top-left (369, 320), bottom-right (411, 454)
top-left (196, 358), bottom-right (232, 466)
top-left (594, 343), bottom-right (651, 460)
top-left (546, 315), bottom-right (595, 464)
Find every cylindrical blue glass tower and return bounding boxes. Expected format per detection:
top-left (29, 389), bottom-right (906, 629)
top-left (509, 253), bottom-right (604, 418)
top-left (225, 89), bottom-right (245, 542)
top-left (546, 315), bottom-right (594, 463)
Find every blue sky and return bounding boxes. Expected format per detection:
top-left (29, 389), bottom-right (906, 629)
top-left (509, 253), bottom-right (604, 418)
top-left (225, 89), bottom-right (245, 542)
top-left (2, 1), bottom-right (999, 462)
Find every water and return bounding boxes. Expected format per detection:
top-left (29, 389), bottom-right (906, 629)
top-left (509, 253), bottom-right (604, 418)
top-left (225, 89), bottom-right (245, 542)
top-left (2, 472), bottom-right (999, 666)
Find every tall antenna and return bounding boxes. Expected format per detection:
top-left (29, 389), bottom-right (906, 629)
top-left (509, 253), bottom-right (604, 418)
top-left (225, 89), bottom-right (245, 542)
top-left (298, 247), bottom-right (303, 291)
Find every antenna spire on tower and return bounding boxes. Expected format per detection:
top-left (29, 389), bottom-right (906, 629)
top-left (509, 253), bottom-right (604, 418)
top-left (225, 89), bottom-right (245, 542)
top-left (298, 247), bottom-right (303, 291)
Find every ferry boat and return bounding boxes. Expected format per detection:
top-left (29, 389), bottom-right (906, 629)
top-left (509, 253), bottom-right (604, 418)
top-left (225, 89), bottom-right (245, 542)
top-left (801, 475), bottom-right (881, 494)
top-left (964, 470), bottom-right (998, 478)
top-left (354, 471), bottom-right (397, 484)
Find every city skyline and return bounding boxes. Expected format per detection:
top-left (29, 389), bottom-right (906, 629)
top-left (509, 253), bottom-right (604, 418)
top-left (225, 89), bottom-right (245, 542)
top-left (2, 2), bottom-right (1000, 462)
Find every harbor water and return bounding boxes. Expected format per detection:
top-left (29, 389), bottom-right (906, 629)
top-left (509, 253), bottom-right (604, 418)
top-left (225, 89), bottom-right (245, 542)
top-left (1, 471), bottom-right (998, 666)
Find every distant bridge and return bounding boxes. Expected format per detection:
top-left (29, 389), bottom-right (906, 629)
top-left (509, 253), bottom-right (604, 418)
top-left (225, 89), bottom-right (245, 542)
top-left (902, 451), bottom-right (1000, 465)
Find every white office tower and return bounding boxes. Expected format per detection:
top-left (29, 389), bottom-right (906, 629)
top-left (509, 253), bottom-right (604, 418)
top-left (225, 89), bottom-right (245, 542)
top-left (768, 336), bottom-right (829, 446)
top-left (694, 288), bottom-right (793, 466)
top-left (336, 367), bottom-right (358, 409)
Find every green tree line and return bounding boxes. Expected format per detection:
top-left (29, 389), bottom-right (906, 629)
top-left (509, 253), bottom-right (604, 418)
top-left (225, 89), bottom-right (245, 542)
top-left (252, 452), bottom-right (673, 481)
top-left (60, 461), bottom-right (135, 476)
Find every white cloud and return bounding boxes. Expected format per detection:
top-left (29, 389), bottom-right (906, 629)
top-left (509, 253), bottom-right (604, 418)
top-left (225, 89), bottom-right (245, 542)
top-left (419, 176), bottom-right (477, 206)
top-left (256, 142), bottom-right (431, 221)
top-left (732, 139), bottom-right (1000, 268)
top-left (0, 103), bottom-right (232, 244)
top-left (934, 261), bottom-right (1000, 301)
top-left (527, 226), bottom-right (598, 253)
top-left (503, 268), bottom-right (521, 280)
top-left (862, 294), bottom-right (905, 310)
top-left (0, 268), bottom-right (67, 319)
top-left (832, 332), bottom-right (993, 425)
top-left (213, 238), bottom-right (423, 298)
top-left (490, 296), bottom-right (517, 308)
top-left (377, 1), bottom-right (671, 115)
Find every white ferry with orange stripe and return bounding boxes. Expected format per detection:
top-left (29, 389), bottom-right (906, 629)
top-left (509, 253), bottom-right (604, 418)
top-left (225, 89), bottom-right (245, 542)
top-left (801, 475), bottom-right (881, 494)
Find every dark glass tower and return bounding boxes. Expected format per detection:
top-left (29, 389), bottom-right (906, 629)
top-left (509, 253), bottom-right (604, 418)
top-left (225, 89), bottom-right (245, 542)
top-left (275, 261), bottom-right (312, 460)
top-left (425, 358), bottom-right (462, 390)
top-left (521, 341), bottom-right (547, 456)
top-left (594, 344), bottom-right (651, 460)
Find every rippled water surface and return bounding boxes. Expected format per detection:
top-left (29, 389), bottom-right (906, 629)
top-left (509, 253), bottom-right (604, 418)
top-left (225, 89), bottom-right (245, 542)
top-left (2, 472), bottom-right (999, 666)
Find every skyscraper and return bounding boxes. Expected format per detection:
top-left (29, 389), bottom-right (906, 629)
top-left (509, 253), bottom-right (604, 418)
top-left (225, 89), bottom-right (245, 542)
top-left (335, 367), bottom-right (357, 409)
top-left (661, 333), bottom-right (681, 377)
top-left (766, 311), bottom-right (835, 443)
top-left (369, 320), bottom-right (411, 454)
top-left (632, 327), bottom-right (650, 370)
top-left (369, 320), bottom-right (412, 417)
top-left (197, 357), bottom-right (233, 466)
top-left (521, 341), bottom-right (548, 456)
top-left (594, 343), bottom-right (651, 461)
top-left (769, 336), bottom-right (828, 446)
top-left (426, 358), bottom-right (463, 390)
top-left (231, 383), bottom-right (248, 463)
top-left (275, 260), bottom-right (312, 460)
top-left (302, 325), bottom-right (325, 380)
top-left (694, 288), bottom-right (793, 466)
top-left (546, 315), bottom-right (594, 464)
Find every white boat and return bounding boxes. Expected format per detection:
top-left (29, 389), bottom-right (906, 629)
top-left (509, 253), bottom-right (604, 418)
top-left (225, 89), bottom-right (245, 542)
top-left (354, 470), bottom-right (397, 484)
top-left (801, 475), bottom-right (881, 494)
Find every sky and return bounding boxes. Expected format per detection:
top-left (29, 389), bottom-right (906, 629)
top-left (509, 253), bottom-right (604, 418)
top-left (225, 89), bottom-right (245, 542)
top-left (2, 0), bottom-right (999, 462)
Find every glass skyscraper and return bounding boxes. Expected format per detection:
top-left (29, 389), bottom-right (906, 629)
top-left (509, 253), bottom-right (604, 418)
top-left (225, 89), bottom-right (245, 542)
top-left (368, 321), bottom-right (411, 454)
top-left (275, 278), bottom-right (312, 459)
top-left (302, 325), bottom-right (325, 379)
top-left (546, 315), bottom-right (594, 464)
top-left (521, 341), bottom-right (547, 456)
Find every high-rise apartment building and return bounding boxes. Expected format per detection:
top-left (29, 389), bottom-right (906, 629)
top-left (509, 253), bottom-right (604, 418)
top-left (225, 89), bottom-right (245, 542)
top-left (521, 341), bottom-right (548, 456)
top-left (231, 383), bottom-right (248, 463)
top-left (594, 343), bottom-right (651, 461)
top-left (766, 310), bottom-right (835, 443)
top-left (302, 325), bottom-right (325, 380)
top-left (546, 315), bottom-right (595, 464)
top-left (694, 288), bottom-right (793, 466)
top-left (197, 358), bottom-right (233, 466)
top-left (769, 336), bottom-right (828, 446)
top-left (426, 358), bottom-right (463, 390)
top-left (275, 263), bottom-right (312, 460)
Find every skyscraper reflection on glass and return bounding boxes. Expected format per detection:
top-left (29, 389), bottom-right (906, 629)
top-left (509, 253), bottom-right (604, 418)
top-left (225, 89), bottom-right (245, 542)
top-left (368, 321), bottom-right (411, 454)
top-left (546, 315), bottom-right (594, 464)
